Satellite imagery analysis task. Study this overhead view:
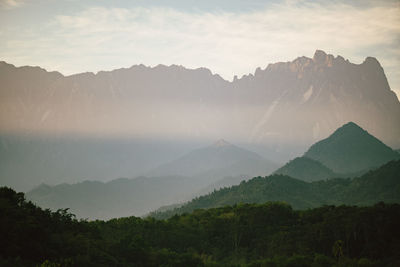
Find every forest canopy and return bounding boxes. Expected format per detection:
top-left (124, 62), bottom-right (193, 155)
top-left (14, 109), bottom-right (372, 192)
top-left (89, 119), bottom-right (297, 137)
top-left (1, 187), bottom-right (400, 266)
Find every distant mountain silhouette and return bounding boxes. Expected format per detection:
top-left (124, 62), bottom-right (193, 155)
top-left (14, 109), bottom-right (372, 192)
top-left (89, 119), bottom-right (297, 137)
top-left (148, 140), bottom-right (278, 183)
top-left (2, 51), bottom-right (399, 148)
top-left (0, 135), bottom-right (200, 191)
top-left (151, 160), bottom-right (400, 219)
top-left (304, 122), bottom-right (400, 173)
top-left (233, 50), bottom-right (400, 146)
top-left (274, 157), bottom-right (336, 182)
top-left (1, 50), bottom-right (400, 190)
top-left (26, 175), bottom-right (204, 220)
top-left (25, 140), bottom-right (277, 219)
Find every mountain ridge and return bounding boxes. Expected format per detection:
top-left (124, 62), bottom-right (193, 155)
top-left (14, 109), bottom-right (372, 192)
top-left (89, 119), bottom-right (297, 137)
top-left (274, 156), bottom-right (337, 182)
top-left (2, 50), bottom-right (400, 190)
top-left (273, 122), bottom-right (400, 181)
top-left (26, 140), bottom-right (278, 219)
top-left (26, 175), bottom-right (202, 219)
top-left (147, 140), bottom-right (278, 180)
top-left (150, 160), bottom-right (400, 219)
top-left (0, 50), bottom-right (387, 83)
top-left (304, 121), bottom-right (400, 173)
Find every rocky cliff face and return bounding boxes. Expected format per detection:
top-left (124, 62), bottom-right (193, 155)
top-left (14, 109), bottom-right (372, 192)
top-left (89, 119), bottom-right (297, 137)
top-left (234, 50), bottom-right (400, 146)
top-left (1, 50), bottom-right (399, 147)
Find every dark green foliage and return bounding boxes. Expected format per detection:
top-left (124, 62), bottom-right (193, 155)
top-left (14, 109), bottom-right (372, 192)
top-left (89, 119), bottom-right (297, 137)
top-left (1, 186), bottom-right (400, 266)
top-left (304, 122), bottom-right (400, 174)
top-left (0, 187), bottom-right (115, 267)
top-left (152, 160), bottom-right (400, 219)
top-left (340, 160), bottom-right (400, 205)
top-left (274, 156), bottom-right (337, 181)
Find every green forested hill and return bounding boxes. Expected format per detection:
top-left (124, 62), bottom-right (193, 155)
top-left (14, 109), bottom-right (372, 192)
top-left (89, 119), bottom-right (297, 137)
top-left (1, 186), bottom-right (400, 266)
top-left (340, 160), bottom-right (400, 205)
top-left (152, 160), bottom-right (400, 219)
top-left (274, 156), bottom-right (337, 181)
top-left (304, 122), bottom-right (400, 173)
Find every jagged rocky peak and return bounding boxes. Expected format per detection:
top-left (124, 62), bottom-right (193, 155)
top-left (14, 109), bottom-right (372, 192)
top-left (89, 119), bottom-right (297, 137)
top-left (0, 61), bottom-right (13, 67)
top-left (254, 67), bottom-right (263, 76)
top-left (313, 49), bottom-right (335, 66)
top-left (212, 139), bottom-right (232, 148)
top-left (362, 56), bottom-right (382, 69)
top-left (313, 49), bottom-right (327, 60)
top-left (261, 50), bottom-right (342, 74)
top-left (289, 56), bottom-right (313, 73)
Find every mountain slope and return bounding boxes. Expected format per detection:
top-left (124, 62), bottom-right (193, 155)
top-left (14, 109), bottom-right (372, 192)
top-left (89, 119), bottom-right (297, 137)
top-left (194, 175), bottom-right (250, 196)
top-left (148, 140), bottom-right (278, 182)
top-left (2, 50), bottom-right (400, 190)
top-left (26, 175), bottom-right (204, 220)
top-left (26, 140), bottom-right (277, 220)
top-left (0, 135), bottom-right (202, 191)
top-left (304, 122), bottom-right (400, 173)
top-left (1, 51), bottom-right (399, 147)
top-left (340, 160), bottom-right (400, 205)
top-left (238, 51), bottom-right (400, 146)
top-left (150, 160), bottom-right (400, 219)
top-left (274, 156), bottom-right (337, 182)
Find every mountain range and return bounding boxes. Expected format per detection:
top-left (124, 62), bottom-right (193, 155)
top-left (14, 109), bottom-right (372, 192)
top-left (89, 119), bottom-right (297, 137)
top-left (26, 140), bottom-right (276, 219)
top-left (27, 176), bottom-right (198, 219)
top-left (151, 122), bottom-right (400, 218)
top-left (274, 122), bottom-right (400, 180)
top-left (274, 157), bottom-right (337, 182)
top-left (304, 122), bottom-right (400, 173)
top-left (1, 50), bottom-right (400, 191)
top-left (1, 50), bottom-right (399, 146)
top-left (148, 139), bottom-right (278, 184)
top-left (27, 122), bottom-right (399, 219)
top-left (151, 160), bottom-right (400, 220)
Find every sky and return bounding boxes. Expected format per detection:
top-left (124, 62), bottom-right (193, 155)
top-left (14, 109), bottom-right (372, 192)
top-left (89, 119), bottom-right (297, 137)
top-left (0, 0), bottom-right (399, 97)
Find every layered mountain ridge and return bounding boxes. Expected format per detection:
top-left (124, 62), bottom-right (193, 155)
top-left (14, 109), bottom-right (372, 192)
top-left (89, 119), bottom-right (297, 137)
top-left (274, 157), bottom-right (337, 182)
top-left (151, 122), bottom-right (400, 218)
top-left (150, 160), bottom-right (400, 220)
top-left (1, 50), bottom-right (400, 191)
top-left (304, 122), bottom-right (400, 173)
top-left (26, 140), bottom-right (276, 219)
top-left (26, 175), bottom-right (199, 219)
top-left (148, 139), bottom-right (277, 180)
top-left (235, 50), bottom-right (399, 145)
top-left (275, 122), bottom-right (399, 181)
top-left (1, 50), bottom-right (399, 147)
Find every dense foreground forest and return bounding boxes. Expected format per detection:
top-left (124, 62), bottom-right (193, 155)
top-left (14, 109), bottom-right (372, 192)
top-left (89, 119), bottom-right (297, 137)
top-left (1, 187), bottom-right (400, 266)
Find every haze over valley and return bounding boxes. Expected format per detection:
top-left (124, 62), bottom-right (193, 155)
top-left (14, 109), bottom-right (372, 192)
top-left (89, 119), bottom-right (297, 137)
top-left (1, 1), bottom-right (400, 266)
top-left (1, 50), bottom-right (399, 192)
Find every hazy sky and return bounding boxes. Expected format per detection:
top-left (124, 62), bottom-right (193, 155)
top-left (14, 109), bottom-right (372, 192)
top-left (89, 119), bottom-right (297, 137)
top-left (1, 0), bottom-right (399, 97)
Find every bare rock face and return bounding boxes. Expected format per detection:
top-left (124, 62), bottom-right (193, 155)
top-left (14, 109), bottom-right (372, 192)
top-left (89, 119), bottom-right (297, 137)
top-left (0, 50), bottom-right (399, 148)
top-left (237, 50), bottom-right (400, 147)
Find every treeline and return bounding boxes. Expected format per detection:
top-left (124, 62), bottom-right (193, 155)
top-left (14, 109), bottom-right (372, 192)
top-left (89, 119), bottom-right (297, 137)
top-left (151, 160), bottom-right (400, 219)
top-left (1, 187), bottom-right (400, 266)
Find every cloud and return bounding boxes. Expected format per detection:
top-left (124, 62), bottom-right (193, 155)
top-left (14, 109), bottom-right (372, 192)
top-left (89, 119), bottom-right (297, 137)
top-left (1, 1), bottom-right (399, 95)
top-left (0, 0), bottom-right (24, 9)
